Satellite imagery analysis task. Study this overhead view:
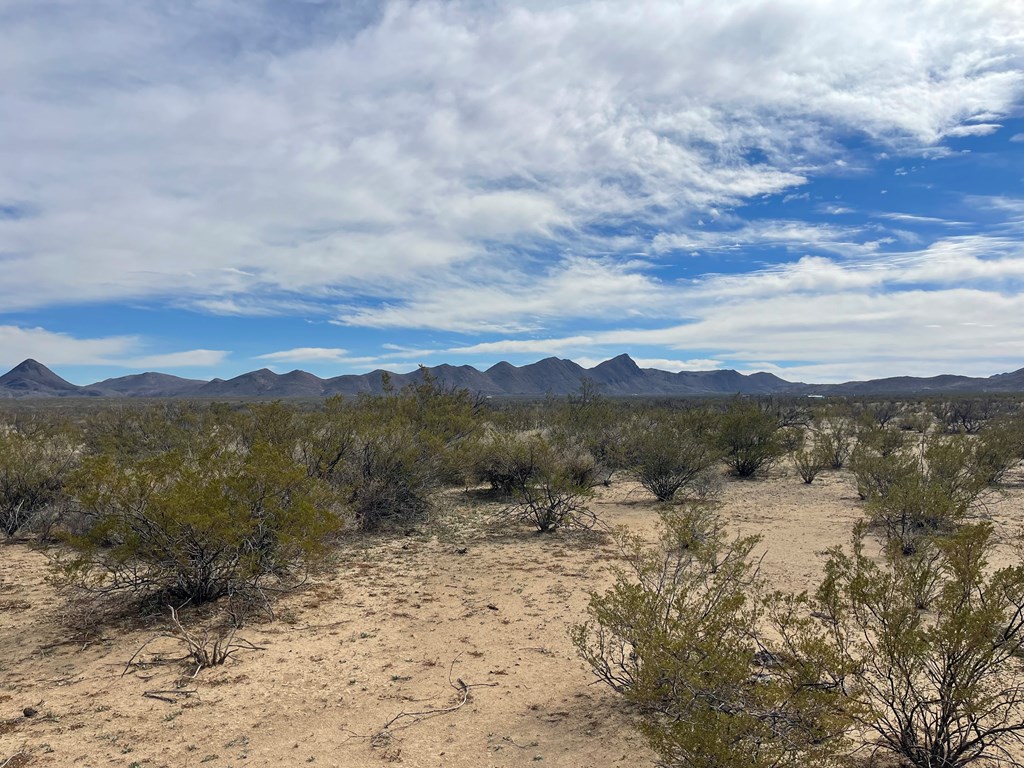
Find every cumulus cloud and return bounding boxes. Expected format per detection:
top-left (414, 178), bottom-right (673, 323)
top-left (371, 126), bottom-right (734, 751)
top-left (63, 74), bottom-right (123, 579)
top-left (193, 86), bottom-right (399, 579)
top-left (438, 286), bottom-right (1024, 381)
top-left (401, 235), bottom-right (1024, 381)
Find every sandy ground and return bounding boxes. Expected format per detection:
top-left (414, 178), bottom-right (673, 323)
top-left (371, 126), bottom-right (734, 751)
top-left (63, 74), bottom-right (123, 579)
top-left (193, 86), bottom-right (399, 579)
top-left (2, 464), bottom-right (1023, 768)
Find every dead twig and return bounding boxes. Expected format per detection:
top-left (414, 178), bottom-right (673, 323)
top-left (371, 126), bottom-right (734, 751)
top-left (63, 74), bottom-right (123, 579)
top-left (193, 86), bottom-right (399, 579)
top-left (143, 689), bottom-right (198, 703)
top-left (38, 636), bottom-right (110, 652)
top-left (122, 605), bottom-right (265, 679)
top-left (380, 652), bottom-right (498, 732)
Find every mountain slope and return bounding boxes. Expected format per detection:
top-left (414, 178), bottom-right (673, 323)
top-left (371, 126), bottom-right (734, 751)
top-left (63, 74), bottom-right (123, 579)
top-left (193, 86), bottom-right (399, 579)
top-left (91, 372), bottom-right (207, 397)
top-left (0, 359), bottom-right (92, 397)
top-left (2, 356), bottom-right (1024, 399)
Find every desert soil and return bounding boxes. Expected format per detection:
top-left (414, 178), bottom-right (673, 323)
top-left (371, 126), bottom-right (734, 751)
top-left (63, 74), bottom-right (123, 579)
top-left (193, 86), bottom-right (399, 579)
top-left (2, 466), bottom-right (1022, 768)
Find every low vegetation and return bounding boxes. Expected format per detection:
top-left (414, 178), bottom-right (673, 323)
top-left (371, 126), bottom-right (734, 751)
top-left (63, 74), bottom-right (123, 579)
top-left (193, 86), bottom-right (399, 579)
top-left (2, 388), bottom-right (1023, 766)
top-left (572, 504), bottom-right (852, 768)
top-left (817, 523), bottom-right (1024, 768)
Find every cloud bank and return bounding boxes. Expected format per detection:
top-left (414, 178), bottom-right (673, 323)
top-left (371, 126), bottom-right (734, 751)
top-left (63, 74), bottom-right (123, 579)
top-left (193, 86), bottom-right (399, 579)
top-left (1, 1), bottom-right (1022, 380)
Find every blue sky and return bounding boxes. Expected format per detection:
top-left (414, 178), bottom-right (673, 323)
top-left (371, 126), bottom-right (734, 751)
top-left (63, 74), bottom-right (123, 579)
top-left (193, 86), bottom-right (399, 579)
top-left (1, 0), bottom-right (1023, 385)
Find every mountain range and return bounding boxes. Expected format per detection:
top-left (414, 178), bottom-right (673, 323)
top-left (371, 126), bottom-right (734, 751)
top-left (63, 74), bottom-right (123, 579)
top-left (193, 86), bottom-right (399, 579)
top-left (2, 356), bottom-right (1024, 400)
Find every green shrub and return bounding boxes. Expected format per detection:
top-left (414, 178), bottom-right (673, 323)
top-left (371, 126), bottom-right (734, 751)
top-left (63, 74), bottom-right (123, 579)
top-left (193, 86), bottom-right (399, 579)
top-left (551, 378), bottom-right (631, 485)
top-left (816, 523), bottom-right (1024, 768)
top-left (855, 422), bottom-right (906, 458)
top-left (716, 399), bottom-right (785, 478)
top-left (864, 400), bottom-right (902, 428)
top-left (848, 441), bottom-right (918, 502)
top-left (0, 422), bottom-right (78, 537)
top-left (973, 416), bottom-right (1023, 485)
top-left (60, 440), bottom-right (337, 605)
top-left (499, 434), bottom-right (596, 532)
top-left (344, 372), bottom-right (486, 530)
top-left (296, 395), bottom-right (359, 485)
top-left (897, 411), bottom-right (933, 433)
top-left (790, 443), bottom-right (828, 484)
top-left (922, 433), bottom-right (991, 509)
top-left (472, 428), bottom-right (542, 497)
top-left (346, 422), bottom-right (439, 532)
top-left (572, 505), bottom-right (851, 767)
top-left (867, 468), bottom-right (965, 555)
top-left (814, 415), bottom-right (854, 470)
top-left (626, 410), bottom-right (720, 501)
top-left (83, 402), bottom-right (232, 459)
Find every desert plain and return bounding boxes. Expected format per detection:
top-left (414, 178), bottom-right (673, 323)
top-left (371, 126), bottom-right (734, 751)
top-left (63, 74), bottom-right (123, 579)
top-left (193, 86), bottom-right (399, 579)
top-left (2, 464), bottom-right (1023, 768)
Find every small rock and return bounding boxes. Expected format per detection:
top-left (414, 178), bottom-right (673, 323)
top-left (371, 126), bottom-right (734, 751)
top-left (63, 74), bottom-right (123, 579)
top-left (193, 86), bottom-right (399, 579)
top-left (487, 603), bottom-right (499, 611)
top-left (23, 706), bottom-right (38, 718)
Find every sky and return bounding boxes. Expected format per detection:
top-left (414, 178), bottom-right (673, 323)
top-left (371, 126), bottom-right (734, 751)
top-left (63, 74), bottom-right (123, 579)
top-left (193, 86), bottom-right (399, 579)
top-left (1, 0), bottom-right (1023, 385)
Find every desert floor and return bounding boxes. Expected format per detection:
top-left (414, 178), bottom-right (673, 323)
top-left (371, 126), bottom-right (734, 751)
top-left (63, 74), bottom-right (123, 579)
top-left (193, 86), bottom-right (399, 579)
top-left (2, 465), bottom-right (1023, 768)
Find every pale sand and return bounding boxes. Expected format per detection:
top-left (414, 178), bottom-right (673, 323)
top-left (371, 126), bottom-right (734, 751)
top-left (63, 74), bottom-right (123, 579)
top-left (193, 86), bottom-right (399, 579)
top-left (2, 464), bottom-right (1022, 767)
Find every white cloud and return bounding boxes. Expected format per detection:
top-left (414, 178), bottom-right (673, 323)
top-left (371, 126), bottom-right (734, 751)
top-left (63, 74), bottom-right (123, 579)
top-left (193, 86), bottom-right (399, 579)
top-left (334, 230), bottom-right (1024, 335)
top-left (651, 220), bottom-right (877, 257)
top-left (0, 0), bottom-right (1021, 315)
top-left (446, 336), bottom-right (598, 356)
top-left (573, 356), bottom-right (724, 371)
top-left (256, 347), bottom-right (352, 363)
top-left (945, 123), bottom-right (1002, 137)
top-left (0, 325), bottom-right (227, 370)
top-left (402, 236), bottom-right (1024, 380)
top-left (338, 256), bottom-right (675, 332)
top-left (878, 212), bottom-right (962, 225)
top-left (734, 359), bottom-right (1013, 383)
top-left (0, 326), bottom-right (135, 368)
top-left (125, 350), bottom-right (229, 369)
top-left (442, 285), bottom-right (1024, 381)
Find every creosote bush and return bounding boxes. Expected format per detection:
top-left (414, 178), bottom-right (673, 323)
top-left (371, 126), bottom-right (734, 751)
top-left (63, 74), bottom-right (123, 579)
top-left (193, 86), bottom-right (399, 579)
top-left (850, 431), bottom-right (1008, 554)
top-left (498, 434), bottom-right (597, 532)
top-left (856, 422), bottom-right (907, 458)
top-left (790, 441), bottom-right (828, 484)
top-left (61, 437), bottom-right (338, 605)
top-left (716, 398), bottom-right (786, 478)
top-left (552, 378), bottom-right (631, 485)
top-left (344, 369), bottom-right (486, 530)
top-left (0, 420), bottom-right (78, 537)
top-left (346, 421), bottom-right (439, 531)
top-left (626, 410), bottom-right (720, 501)
top-left (816, 523), bottom-right (1024, 768)
top-left (848, 439), bottom-right (917, 502)
top-left (572, 504), bottom-right (852, 768)
top-left (472, 428), bottom-right (542, 497)
top-left (813, 410), bottom-right (854, 470)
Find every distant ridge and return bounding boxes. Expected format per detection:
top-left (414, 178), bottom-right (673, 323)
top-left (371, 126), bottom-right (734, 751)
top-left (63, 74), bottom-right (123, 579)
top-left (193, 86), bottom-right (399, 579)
top-left (0, 359), bottom-right (100, 398)
top-left (2, 356), bottom-right (1024, 399)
